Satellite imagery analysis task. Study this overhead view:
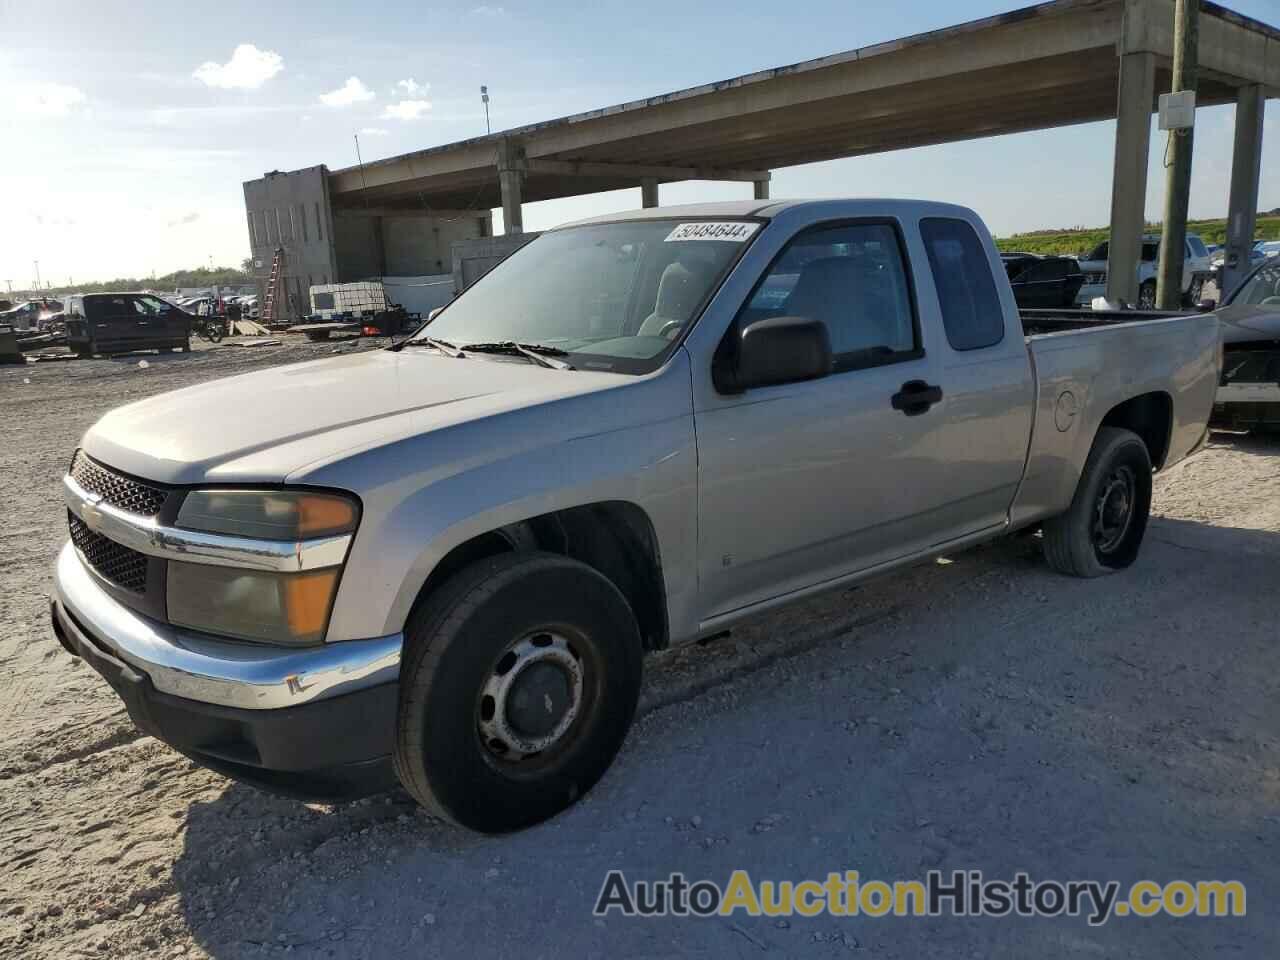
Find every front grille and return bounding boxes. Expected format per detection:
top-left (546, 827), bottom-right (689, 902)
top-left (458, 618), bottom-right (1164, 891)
top-left (68, 512), bottom-right (149, 594)
top-left (69, 451), bottom-right (167, 517)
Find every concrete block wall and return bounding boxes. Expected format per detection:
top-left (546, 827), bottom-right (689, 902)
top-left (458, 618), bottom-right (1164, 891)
top-left (242, 166), bottom-right (339, 320)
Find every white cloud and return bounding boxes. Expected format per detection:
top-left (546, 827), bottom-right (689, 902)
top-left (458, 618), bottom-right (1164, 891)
top-left (9, 83), bottom-right (86, 116)
top-left (358, 127), bottom-right (389, 137)
top-left (381, 99), bottom-right (431, 121)
top-left (473, 4), bottom-right (505, 14)
top-left (319, 76), bottom-right (375, 107)
top-left (395, 78), bottom-right (427, 96)
top-left (167, 212), bottom-right (200, 228)
top-left (192, 44), bottom-right (284, 90)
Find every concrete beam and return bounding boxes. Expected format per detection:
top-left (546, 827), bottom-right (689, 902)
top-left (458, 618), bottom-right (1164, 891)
top-left (527, 158), bottom-right (769, 183)
top-left (1222, 84), bottom-right (1266, 295)
top-left (640, 177), bottom-right (659, 208)
top-left (1106, 51), bottom-right (1156, 305)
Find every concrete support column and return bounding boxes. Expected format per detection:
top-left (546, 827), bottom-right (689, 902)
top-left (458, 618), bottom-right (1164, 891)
top-left (753, 176), bottom-right (771, 201)
top-left (1222, 84), bottom-right (1265, 296)
top-left (496, 139), bottom-right (526, 235)
top-left (640, 177), bottom-right (660, 208)
top-left (1105, 51), bottom-right (1156, 305)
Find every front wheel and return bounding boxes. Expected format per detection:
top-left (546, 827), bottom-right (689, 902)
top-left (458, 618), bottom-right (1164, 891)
top-left (393, 552), bottom-right (643, 832)
top-left (1042, 427), bottom-right (1153, 577)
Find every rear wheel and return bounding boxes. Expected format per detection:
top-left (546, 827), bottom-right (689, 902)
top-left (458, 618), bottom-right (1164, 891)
top-left (393, 552), bottom-right (642, 832)
top-left (1138, 280), bottom-right (1157, 310)
top-left (1043, 427), bottom-right (1153, 577)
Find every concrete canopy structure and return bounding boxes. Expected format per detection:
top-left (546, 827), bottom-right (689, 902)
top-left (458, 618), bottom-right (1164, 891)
top-left (251, 0), bottom-right (1276, 310)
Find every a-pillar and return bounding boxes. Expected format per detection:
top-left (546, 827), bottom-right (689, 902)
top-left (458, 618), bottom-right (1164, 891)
top-left (497, 138), bottom-right (526, 235)
top-left (1105, 51), bottom-right (1156, 305)
top-left (1221, 85), bottom-right (1265, 296)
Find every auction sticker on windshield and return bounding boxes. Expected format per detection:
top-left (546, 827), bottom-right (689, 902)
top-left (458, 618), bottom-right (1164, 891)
top-left (665, 222), bottom-right (760, 242)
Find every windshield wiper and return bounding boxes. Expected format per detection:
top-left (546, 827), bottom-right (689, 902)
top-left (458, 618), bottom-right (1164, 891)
top-left (400, 336), bottom-right (465, 358)
top-left (462, 341), bottom-right (575, 370)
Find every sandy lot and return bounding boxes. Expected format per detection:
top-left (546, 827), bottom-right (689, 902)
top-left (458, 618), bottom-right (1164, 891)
top-left (1, 341), bottom-right (1278, 959)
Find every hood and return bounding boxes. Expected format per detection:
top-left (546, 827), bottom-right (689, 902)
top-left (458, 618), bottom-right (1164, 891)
top-left (1216, 303), bottom-right (1280, 346)
top-left (82, 348), bottom-right (625, 485)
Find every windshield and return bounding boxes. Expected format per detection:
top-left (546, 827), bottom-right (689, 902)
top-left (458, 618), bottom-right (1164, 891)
top-left (413, 218), bottom-right (759, 374)
top-left (1227, 259), bottom-right (1280, 308)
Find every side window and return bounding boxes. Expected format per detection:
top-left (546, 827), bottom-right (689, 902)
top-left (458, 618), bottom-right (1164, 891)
top-left (741, 222), bottom-right (918, 369)
top-left (1230, 261), bottom-right (1280, 310)
top-left (920, 218), bottom-right (1005, 352)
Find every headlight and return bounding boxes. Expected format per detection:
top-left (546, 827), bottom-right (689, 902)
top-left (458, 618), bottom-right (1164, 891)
top-left (166, 490), bottom-right (359, 646)
top-left (176, 490), bottom-right (357, 540)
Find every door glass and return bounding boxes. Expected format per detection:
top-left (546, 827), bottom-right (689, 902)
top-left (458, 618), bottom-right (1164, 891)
top-left (920, 218), bottom-right (1004, 351)
top-left (741, 222), bottom-right (917, 369)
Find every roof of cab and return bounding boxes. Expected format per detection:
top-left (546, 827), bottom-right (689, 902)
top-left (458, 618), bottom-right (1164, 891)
top-left (550, 197), bottom-right (981, 231)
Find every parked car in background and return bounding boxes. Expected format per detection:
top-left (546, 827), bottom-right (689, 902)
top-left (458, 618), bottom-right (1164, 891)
top-left (1212, 255), bottom-right (1280, 433)
top-left (1001, 253), bottom-right (1086, 308)
top-left (1075, 233), bottom-right (1212, 308)
top-left (0, 298), bottom-right (61, 332)
top-left (1211, 240), bottom-right (1269, 287)
top-left (51, 199), bottom-right (1219, 833)
top-left (64, 292), bottom-right (191, 357)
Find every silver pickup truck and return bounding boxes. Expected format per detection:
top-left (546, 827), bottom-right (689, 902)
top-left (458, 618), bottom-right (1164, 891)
top-left (51, 200), bottom-right (1219, 832)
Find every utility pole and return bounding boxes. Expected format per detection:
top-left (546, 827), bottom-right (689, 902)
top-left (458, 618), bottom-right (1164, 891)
top-left (33, 260), bottom-right (41, 292)
top-left (1156, 0), bottom-right (1198, 310)
top-left (481, 86), bottom-right (491, 134)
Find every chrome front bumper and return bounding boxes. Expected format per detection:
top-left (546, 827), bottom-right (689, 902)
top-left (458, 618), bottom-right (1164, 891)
top-left (53, 542), bottom-right (402, 710)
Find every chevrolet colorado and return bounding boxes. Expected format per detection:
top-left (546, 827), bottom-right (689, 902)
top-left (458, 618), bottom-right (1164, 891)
top-left (51, 200), bottom-right (1219, 832)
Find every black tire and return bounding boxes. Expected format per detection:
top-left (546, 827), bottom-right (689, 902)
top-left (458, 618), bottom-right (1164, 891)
top-left (307, 330), bottom-right (331, 342)
top-left (207, 322), bottom-right (223, 343)
top-left (1183, 277), bottom-right (1204, 308)
top-left (1042, 427), bottom-right (1153, 577)
top-left (1138, 280), bottom-right (1157, 310)
top-left (393, 551), bottom-right (643, 832)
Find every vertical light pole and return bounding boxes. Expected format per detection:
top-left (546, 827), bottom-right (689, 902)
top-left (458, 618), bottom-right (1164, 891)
top-left (1156, 0), bottom-right (1199, 310)
top-left (33, 260), bottom-right (41, 292)
top-left (481, 85), bottom-right (491, 134)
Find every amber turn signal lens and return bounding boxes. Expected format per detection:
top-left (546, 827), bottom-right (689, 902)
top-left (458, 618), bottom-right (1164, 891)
top-left (283, 569), bottom-right (340, 639)
top-left (296, 495), bottom-right (359, 538)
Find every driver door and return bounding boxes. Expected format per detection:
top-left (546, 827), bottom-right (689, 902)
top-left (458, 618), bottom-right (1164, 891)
top-left (694, 220), bottom-right (953, 619)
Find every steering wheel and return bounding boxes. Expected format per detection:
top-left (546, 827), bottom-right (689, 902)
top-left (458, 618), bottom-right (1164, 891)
top-left (657, 319), bottom-right (683, 339)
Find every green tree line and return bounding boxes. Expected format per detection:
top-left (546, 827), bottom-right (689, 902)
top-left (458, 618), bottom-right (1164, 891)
top-left (996, 213), bottom-right (1280, 257)
top-left (12, 260), bottom-right (255, 299)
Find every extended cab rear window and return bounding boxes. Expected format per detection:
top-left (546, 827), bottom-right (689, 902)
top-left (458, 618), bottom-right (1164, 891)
top-left (920, 218), bottom-right (1004, 352)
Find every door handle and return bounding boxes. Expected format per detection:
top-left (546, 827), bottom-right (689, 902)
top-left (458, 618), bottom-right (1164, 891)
top-left (891, 380), bottom-right (943, 416)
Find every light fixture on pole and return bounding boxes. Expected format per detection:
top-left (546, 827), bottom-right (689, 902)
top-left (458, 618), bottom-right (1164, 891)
top-left (481, 85), bottom-right (490, 134)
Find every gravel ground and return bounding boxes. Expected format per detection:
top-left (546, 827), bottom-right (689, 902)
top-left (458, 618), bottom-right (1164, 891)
top-left (1, 341), bottom-right (1278, 959)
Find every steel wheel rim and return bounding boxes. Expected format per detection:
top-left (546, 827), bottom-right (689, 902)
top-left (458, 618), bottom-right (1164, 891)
top-left (1093, 465), bottom-right (1137, 554)
top-left (477, 631), bottom-right (584, 763)
top-left (1139, 286), bottom-right (1156, 309)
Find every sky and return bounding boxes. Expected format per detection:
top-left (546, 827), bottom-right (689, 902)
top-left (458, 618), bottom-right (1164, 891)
top-left (1, 0), bottom-right (1278, 290)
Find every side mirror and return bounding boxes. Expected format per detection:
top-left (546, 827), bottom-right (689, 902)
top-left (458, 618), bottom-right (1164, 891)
top-left (428, 306), bottom-right (444, 321)
top-left (1196, 299), bottom-right (1217, 313)
top-left (716, 315), bottom-right (832, 393)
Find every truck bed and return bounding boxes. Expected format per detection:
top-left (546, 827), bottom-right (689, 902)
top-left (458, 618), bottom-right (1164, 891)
top-left (1019, 307), bottom-right (1195, 337)
top-left (1009, 310), bottom-right (1220, 531)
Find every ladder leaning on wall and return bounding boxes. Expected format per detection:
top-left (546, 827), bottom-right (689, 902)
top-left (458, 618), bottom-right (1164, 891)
top-left (261, 247), bottom-right (285, 327)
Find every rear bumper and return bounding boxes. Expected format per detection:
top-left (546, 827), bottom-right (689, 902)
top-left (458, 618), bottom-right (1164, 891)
top-left (51, 542), bottom-right (402, 800)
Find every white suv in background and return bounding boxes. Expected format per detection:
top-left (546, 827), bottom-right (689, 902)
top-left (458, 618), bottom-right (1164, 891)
top-left (1075, 233), bottom-right (1213, 308)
